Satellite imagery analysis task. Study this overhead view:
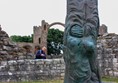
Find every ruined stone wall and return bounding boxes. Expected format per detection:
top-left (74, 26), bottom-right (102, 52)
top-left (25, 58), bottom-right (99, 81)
top-left (1, 24), bottom-right (118, 82)
top-left (97, 33), bottom-right (118, 77)
top-left (0, 59), bottom-right (65, 82)
top-left (16, 42), bottom-right (34, 53)
top-left (0, 50), bottom-right (118, 83)
top-left (0, 27), bottom-right (33, 61)
top-left (17, 42), bottom-right (34, 48)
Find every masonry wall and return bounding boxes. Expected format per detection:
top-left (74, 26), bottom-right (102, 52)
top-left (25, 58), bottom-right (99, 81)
top-left (0, 28), bottom-right (27, 61)
top-left (33, 20), bottom-right (49, 48)
top-left (1, 41), bottom-right (118, 82)
top-left (1, 25), bottom-right (118, 82)
top-left (97, 33), bottom-right (118, 77)
top-left (0, 59), bottom-right (65, 82)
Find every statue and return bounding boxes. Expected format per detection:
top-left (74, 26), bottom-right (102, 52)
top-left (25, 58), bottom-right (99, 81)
top-left (63, 0), bottom-right (102, 83)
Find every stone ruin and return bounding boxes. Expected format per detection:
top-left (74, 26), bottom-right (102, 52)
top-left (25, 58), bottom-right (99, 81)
top-left (0, 26), bottom-right (33, 61)
top-left (33, 20), bottom-right (49, 49)
top-left (97, 33), bottom-right (118, 77)
top-left (33, 20), bottom-right (65, 53)
top-left (0, 59), bottom-right (65, 82)
top-left (33, 23), bottom-right (118, 77)
top-left (0, 22), bottom-right (118, 82)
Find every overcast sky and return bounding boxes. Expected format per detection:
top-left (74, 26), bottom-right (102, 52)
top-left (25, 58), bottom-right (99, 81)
top-left (0, 0), bottom-right (118, 36)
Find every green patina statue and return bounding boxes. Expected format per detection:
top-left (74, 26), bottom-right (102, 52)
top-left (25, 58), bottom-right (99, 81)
top-left (63, 0), bottom-right (102, 83)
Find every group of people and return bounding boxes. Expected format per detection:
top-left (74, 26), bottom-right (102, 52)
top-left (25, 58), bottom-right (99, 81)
top-left (34, 45), bottom-right (47, 59)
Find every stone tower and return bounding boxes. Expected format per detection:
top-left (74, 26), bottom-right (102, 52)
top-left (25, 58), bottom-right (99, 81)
top-left (33, 20), bottom-right (49, 49)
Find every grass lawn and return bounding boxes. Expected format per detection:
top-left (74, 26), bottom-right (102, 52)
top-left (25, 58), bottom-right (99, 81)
top-left (0, 80), bottom-right (64, 83)
top-left (1, 77), bottom-right (118, 83)
top-left (19, 80), bottom-right (63, 83)
top-left (102, 76), bottom-right (118, 83)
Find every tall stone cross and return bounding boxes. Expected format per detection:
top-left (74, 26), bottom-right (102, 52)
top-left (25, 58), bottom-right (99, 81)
top-left (63, 0), bottom-right (102, 83)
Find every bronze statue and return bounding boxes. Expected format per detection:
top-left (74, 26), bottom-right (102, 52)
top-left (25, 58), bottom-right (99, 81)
top-left (63, 0), bottom-right (101, 83)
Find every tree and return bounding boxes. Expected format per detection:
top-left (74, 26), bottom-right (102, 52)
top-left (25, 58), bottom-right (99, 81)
top-left (10, 35), bottom-right (33, 43)
top-left (47, 28), bottom-right (64, 55)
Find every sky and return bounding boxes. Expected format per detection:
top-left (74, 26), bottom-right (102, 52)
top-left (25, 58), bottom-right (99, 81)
top-left (0, 0), bottom-right (118, 36)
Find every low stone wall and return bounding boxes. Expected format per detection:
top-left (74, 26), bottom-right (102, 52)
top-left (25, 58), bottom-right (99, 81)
top-left (0, 59), bottom-right (65, 82)
top-left (0, 57), bottom-right (118, 82)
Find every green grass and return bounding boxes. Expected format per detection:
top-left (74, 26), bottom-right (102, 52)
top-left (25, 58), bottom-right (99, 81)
top-left (102, 76), bottom-right (118, 83)
top-left (1, 77), bottom-right (118, 83)
top-left (20, 80), bottom-right (63, 83)
top-left (0, 80), bottom-right (63, 83)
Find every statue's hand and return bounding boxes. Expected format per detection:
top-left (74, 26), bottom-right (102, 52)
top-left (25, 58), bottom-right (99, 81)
top-left (70, 25), bottom-right (84, 38)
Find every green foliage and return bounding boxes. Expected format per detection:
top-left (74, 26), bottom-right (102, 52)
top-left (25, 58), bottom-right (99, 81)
top-left (10, 34), bottom-right (33, 43)
top-left (47, 28), bottom-right (64, 55)
top-left (47, 28), bottom-right (64, 43)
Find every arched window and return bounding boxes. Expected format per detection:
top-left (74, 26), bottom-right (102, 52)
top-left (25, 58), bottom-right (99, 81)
top-left (44, 24), bottom-right (46, 30)
top-left (39, 38), bottom-right (41, 44)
